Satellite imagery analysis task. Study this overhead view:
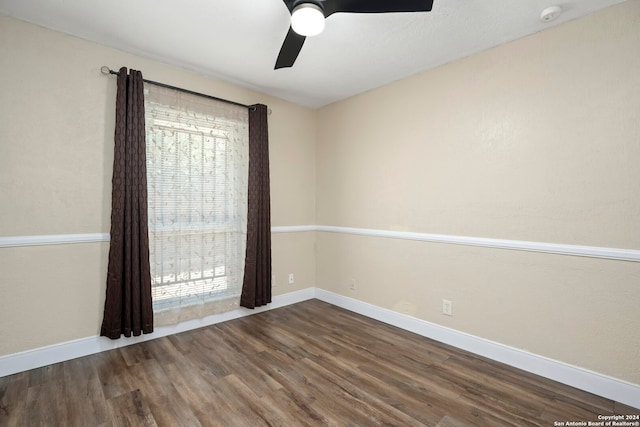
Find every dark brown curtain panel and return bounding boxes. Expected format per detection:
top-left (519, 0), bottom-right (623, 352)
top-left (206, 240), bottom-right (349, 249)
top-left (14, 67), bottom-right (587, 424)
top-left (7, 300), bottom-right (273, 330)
top-left (100, 67), bottom-right (154, 339)
top-left (240, 104), bottom-right (272, 309)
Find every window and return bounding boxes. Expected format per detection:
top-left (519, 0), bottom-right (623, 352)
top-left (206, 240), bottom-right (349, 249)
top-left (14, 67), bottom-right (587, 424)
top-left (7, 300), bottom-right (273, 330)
top-left (144, 84), bottom-right (249, 325)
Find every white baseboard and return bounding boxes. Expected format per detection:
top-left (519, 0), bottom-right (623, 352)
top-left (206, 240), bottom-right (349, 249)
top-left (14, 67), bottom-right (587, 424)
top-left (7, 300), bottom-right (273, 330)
top-left (0, 287), bottom-right (315, 378)
top-left (2, 287), bottom-right (638, 409)
top-left (314, 289), bottom-right (640, 410)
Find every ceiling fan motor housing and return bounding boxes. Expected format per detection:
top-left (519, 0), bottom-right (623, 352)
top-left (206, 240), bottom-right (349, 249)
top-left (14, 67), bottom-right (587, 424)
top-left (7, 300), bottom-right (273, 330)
top-left (275, 0), bottom-right (435, 69)
top-left (286, 0), bottom-right (327, 15)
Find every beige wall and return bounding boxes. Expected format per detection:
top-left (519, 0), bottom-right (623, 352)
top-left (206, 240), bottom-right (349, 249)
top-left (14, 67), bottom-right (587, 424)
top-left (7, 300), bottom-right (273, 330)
top-left (316, 1), bottom-right (640, 384)
top-left (1, 2), bottom-right (639, 387)
top-left (0, 15), bottom-right (317, 355)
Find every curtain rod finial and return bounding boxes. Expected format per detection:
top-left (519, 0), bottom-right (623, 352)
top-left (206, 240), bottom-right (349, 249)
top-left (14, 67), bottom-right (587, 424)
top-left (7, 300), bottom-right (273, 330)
top-left (101, 66), bottom-right (112, 75)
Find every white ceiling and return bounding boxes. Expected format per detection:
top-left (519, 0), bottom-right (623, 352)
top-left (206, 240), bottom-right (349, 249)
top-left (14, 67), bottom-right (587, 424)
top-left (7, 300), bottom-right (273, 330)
top-left (0, 0), bottom-right (628, 108)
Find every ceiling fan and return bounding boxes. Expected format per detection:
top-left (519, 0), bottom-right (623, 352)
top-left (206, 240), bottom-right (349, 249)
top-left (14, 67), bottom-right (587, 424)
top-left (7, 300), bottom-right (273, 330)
top-left (275, 0), bottom-right (435, 69)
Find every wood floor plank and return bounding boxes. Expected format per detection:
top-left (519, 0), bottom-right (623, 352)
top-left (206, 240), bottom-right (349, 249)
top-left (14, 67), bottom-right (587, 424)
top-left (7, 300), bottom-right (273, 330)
top-left (94, 349), bottom-right (138, 401)
top-left (307, 348), bottom-right (445, 425)
top-left (200, 326), bottom-right (284, 397)
top-left (145, 393), bottom-right (203, 427)
top-left (224, 373), bottom-right (300, 426)
top-left (616, 402), bottom-right (640, 414)
top-left (436, 415), bottom-right (471, 427)
top-left (0, 372), bottom-right (28, 427)
top-left (107, 389), bottom-right (158, 427)
top-left (25, 378), bottom-right (69, 426)
top-left (62, 355), bottom-right (111, 426)
top-left (1, 299), bottom-right (638, 426)
top-left (143, 334), bottom-right (191, 367)
top-left (300, 355), bottom-right (428, 426)
top-left (162, 361), bottom-right (242, 427)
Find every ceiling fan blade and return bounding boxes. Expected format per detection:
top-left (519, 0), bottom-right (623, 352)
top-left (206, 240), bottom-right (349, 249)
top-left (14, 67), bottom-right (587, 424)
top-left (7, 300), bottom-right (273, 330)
top-left (327, 0), bottom-right (433, 15)
top-left (274, 0), bottom-right (433, 69)
top-left (275, 26), bottom-right (306, 69)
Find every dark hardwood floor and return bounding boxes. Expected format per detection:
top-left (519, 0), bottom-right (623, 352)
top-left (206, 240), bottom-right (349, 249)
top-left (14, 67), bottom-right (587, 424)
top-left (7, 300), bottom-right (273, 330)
top-left (1, 299), bottom-right (638, 426)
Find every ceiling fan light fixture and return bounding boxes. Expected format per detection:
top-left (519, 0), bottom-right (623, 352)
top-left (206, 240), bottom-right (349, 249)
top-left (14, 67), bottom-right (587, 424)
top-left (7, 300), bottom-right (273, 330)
top-left (291, 3), bottom-right (325, 36)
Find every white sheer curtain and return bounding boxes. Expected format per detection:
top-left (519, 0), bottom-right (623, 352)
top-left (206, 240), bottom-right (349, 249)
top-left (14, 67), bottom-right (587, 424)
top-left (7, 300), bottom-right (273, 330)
top-left (144, 84), bottom-right (249, 326)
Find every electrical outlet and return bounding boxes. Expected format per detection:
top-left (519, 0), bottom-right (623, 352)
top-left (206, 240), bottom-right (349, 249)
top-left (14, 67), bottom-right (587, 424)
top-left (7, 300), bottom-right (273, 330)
top-left (288, 273), bottom-right (295, 284)
top-left (349, 278), bottom-right (357, 290)
top-left (442, 299), bottom-right (453, 316)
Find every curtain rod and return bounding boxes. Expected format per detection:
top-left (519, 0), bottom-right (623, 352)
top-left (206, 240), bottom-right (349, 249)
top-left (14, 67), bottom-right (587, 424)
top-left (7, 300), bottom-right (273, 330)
top-left (101, 66), bottom-right (257, 111)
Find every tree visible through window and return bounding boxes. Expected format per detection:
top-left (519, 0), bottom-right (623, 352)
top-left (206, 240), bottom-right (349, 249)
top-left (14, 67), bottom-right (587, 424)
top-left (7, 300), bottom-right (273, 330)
top-left (144, 84), bottom-right (249, 325)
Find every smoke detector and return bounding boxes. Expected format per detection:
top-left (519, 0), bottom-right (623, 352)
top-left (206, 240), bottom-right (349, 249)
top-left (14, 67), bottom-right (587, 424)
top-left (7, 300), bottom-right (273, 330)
top-left (540, 6), bottom-right (562, 23)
